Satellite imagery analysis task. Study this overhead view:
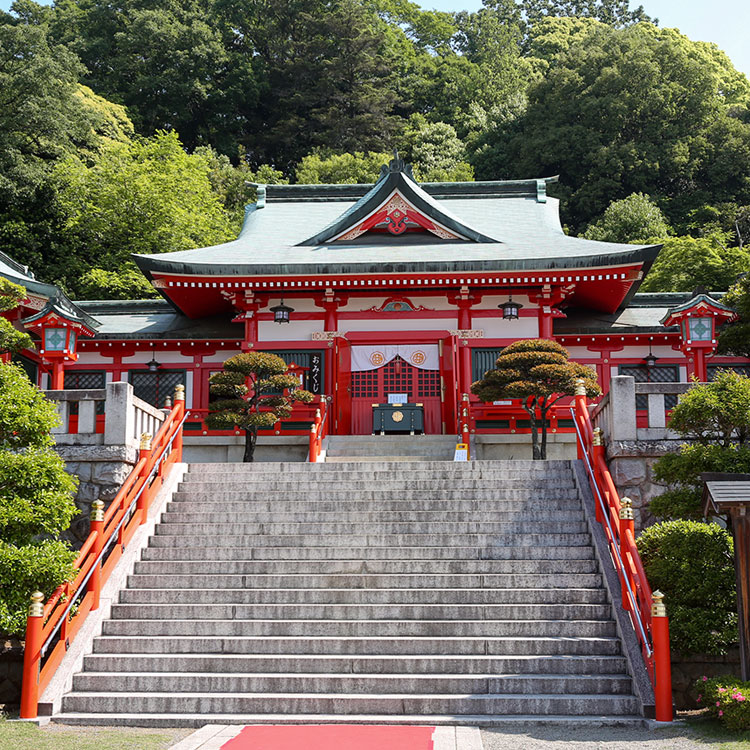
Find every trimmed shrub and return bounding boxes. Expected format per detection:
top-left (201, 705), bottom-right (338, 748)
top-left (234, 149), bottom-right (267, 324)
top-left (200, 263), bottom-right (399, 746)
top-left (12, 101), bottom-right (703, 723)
top-left (637, 520), bottom-right (737, 654)
top-left (696, 675), bottom-right (750, 730)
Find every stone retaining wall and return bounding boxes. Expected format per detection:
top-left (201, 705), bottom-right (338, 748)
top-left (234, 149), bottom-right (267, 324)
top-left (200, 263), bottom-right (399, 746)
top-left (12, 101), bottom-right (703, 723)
top-left (55, 444), bottom-right (138, 545)
top-left (606, 439), bottom-right (683, 531)
top-left (671, 650), bottom-right (742, 709)
top-left (0, 639), bottom-right (23, 707)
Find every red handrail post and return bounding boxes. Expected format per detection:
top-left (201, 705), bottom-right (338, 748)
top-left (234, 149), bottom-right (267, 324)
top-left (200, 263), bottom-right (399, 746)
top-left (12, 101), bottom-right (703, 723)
top-left (461, 422), bottom-right (470, 459)
top-left (88, 500), bottom-right (105, 610)
top-left (137, 432), bottom-right (152, 524)
top-left (592, 429), bottom-right (605, 523)
top-left (19, 591), bottom-right (45, 719)
top-left (309, 424), bottom-right (317, 462)
top-left (574, 379), bottom-right (588, 459)
top-left (173, 384), bottom-right (185, 461)
top-left (652, 591), bottom-right (674, 721)
top-left (618, 497), bottom-right (634, 611)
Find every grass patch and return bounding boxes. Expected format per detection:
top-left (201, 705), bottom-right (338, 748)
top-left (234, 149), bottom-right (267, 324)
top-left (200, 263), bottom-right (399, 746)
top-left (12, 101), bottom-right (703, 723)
top-left (0, 717), bottom-right (190, 750)
top-left (684, 714), bottom-right (750, 749)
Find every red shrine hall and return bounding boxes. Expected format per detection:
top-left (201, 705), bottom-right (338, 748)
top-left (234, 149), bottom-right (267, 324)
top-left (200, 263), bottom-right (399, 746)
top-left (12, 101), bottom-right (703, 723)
top-left (2, 155), bottom-right (748, 457)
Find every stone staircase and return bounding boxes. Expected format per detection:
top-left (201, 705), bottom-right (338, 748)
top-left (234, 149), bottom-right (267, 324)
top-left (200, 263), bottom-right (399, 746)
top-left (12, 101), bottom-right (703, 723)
top-left (55, 459), bottom-right (642, 726)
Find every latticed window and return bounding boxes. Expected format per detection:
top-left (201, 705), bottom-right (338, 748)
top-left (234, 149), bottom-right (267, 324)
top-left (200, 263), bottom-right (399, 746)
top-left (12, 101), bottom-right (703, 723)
top-left (351, 369), bottom-right (379, 398)
top-left (64, 370), bottom-right (106, 414)
top-left (472, 349), bottom-right (502, 382)
top-left (708, 364), bottom-right (750, 380)
top-left (130, 370), bottom-right (186, 408)
top-left (620, 364), bottom-right (679, 410)
top-left (382, 356), bottom-right (413, 395)
top-left (416, 368), bottom-right (441, 398)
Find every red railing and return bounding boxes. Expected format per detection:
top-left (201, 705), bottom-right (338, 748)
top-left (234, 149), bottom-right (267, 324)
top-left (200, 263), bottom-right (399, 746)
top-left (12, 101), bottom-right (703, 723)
top-left (20, 387), bottom-right (188, 719)
top-left (571, 380), bottom-right (673, 722)
top-left (309, 395), bottom-right (330, 462)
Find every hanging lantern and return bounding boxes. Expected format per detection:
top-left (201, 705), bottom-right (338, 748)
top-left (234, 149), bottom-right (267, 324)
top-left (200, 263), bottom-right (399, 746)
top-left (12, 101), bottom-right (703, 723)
top-left (499, 296), bottom-right (523, 320)
top-left (271, 299), bottom-right (294, 324)
top-left (146, 343), bottom-right (161, 372)
top-left (644, 341), bottom-right (658, 368)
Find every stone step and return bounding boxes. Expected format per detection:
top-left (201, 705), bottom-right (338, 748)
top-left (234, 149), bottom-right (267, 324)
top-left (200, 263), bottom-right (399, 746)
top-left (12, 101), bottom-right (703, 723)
top-left (61, 691), bottom-right (639, 716)
top-left (51, 712), bottom-right (646, 728)
top-left (166, 498), bottom-right (584, 512)
top-left (177, 479), bottom-right (577, 491)
top-left (181, 471), bottom-right (576, 483)
top-left (153, 521), bottom-right (590, 536)
top-left (132, 559), bottom-right (600, 575)
top-left (126, 573), bottom-right (604, 590)
top-left (82, 653), bottom-right (628, 676)
top-left (119, 587), bottom-right (608, 606)
top-left (161, 509), bottom-right (586, 523)
top-left (139, 545), bottom-right (597, 561)
top-left (71, 672), bottom-right (633, 696)
top-left (102, 618), bottom-right (619, 638)
top-left (91, 635), bottom-right (623, 657)
top-left (146, 533), bottom-right (593, 549)
top-left (109, 603), bottom-right (612, 621)
top-left (186, 459), bottom-right (572, 472)
top-left (171, 489), bottom-right (581, 501)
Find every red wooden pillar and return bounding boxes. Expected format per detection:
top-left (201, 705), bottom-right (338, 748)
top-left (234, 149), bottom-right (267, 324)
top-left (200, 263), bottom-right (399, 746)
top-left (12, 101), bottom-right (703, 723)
top-left (652, 591), bottom-right (674, 721)
top-left (619, 497), bottom-right (634, 610)
top-left (51, 360), bottom-right (65, 390)
top-left (88, 500), bottom-right (105, 609)
top-left (20, 591), bottom-right (45, 719)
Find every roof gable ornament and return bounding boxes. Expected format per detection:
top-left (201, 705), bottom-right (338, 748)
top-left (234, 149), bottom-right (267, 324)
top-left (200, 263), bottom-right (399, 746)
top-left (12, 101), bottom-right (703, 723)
top-left (298, 155), bottom-right (498, 246)
top-left (380, 151), bottom-right (414, 180)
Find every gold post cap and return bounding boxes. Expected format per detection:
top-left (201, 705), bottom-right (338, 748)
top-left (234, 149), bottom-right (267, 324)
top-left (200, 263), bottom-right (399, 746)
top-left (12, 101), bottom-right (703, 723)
top-left (592, 427), bottom-right (603, 446)
top-left (315, 409), bottom-right (321, 419)
top-left (619, 497), bottom-right (634, 521)
top-left (90, 500), bottom-right (104, 522)
top-left (29, 591), bottom-right (44, 617)
top-left (651, 590), bottom-right (667, 617)
top-left (575, 378), bottom-right (586, 396)
top-left (163, 395), bottom-right (172, 409)
top-left (140, 432), bottom-right (152, 450)
top-left (174, 384), bottom-right (185, 402)
top-left (310, 424), bottom-right (317, 433)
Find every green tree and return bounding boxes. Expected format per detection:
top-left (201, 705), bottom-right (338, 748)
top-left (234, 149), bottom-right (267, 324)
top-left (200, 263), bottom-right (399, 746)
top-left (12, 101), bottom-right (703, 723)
top-left (295, 151), bottom-right (392, 184)
top-left (399, 116), bottom-right (474, 181)
top-left (0, 362), bottom-right (77, 636)
top-left (582, 192), bottom-right (670, 243)
top-left (649, 371), bottom-right (750, 520)
top-left (206, 352), bottom-right (314, 462)
top-left (640, 232), bottom-right (749, 292)
top-left (0, 278), bottom-right (33, 355)
top-left (718, 275), bottom-right (750, 358)
top-left (53, 131), bottom-right (235, 297)
top-left (471, 338), bottom-right (600, 459)
top-left (472, 23), bottom-right (750, 232)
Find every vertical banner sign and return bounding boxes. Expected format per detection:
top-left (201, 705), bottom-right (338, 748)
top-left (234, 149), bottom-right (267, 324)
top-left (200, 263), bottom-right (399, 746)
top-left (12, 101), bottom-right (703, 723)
top-left (310, 353), bottom-right (322, 394)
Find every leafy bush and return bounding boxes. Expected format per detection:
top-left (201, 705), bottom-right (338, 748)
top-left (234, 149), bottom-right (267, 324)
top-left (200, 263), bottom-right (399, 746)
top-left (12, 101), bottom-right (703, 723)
top-left (650, 444), bottom-right (750, 520)
top-left (637, 521), bottom-right (737, 654)
top-left (696, 676), bottom-right (750, 730)
top-left (0, 540), bottom-right (77, 636)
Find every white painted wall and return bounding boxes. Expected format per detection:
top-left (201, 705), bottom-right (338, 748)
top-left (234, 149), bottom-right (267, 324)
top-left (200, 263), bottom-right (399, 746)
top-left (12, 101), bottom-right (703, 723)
top-left (341, 317), bottom-right (457, 332)
top-left (258, 320), bottom-right (321, 341)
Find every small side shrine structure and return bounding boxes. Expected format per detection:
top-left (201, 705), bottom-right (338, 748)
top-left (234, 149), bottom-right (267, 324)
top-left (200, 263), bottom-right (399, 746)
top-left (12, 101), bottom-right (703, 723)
top-left (2, 156), bottom-right (749, 448)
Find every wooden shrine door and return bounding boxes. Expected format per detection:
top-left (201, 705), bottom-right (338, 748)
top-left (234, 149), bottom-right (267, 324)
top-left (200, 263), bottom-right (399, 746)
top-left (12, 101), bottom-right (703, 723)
top-left (350, 356), bottom-right (442, 434)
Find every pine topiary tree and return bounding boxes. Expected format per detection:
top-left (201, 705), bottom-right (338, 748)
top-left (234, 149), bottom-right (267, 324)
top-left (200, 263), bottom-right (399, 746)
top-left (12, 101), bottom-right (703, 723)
top-left (471, 339), bottom-right (600, 460)
top-left (206, 352), bottom-right (314, 462)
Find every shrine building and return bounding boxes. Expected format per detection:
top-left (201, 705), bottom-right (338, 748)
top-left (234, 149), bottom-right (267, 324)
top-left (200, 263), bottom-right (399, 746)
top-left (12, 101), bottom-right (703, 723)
top-left (2, 155), bottom-right (748, 459)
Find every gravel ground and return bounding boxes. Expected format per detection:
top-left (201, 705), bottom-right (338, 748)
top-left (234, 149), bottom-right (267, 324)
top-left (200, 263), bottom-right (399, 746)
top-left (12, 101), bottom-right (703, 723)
top-left (481, 721), bottom-right (748, 750)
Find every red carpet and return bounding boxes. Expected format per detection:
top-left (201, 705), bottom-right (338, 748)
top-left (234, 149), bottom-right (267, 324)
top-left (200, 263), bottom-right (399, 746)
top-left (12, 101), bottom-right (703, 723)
top-left (220, 724), bottom-right (436, 750)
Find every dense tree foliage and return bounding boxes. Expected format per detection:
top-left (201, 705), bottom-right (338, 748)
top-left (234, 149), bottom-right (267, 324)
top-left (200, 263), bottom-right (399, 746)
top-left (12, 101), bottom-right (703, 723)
top-left (0, 278), bottom-right (33, 354)
top-left (2, 0), bottom-right (750, 295)
top-left (0, 362), bottom-right (77, 636)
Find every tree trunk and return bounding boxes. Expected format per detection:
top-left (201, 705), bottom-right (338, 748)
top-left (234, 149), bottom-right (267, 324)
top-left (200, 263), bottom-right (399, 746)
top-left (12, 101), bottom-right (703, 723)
top-left (243, 427), bottom-right (258, 463)
top-left (539, 404), bottom-right (549, 460)
top-left (526, 400), bottom-right (541, 460)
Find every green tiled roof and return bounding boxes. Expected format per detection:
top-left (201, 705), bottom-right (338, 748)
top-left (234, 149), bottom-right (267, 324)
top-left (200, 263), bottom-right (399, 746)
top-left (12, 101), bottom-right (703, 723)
top-left (133, 172), bottom-right (661, 280)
